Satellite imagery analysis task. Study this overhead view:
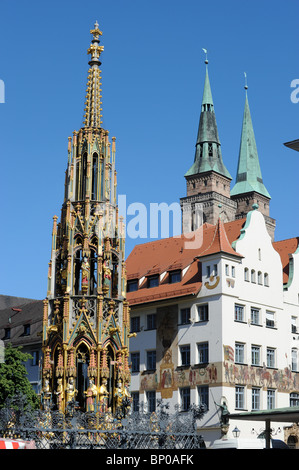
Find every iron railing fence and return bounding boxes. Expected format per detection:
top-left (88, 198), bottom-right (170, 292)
top-left (0, 394), bottom-right (207, 449)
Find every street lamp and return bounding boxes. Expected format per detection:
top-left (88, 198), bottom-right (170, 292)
top-left (232, 426), bottom-right (240, 438)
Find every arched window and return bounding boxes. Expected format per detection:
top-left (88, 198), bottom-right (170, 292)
top-left (110, 253), bottom-right (119, 298)
top-left (264, 273), bottom-right (269, 287)
top-left (199, 144), bottom-right (203, 158)
top-left (106, 344), bottom-right (116, 411)
top-left (244, 267), bottom-right (249, 281)
top-left (251, 269), bottom-right (256, 283)
top-left (81, 152), bottom-right (87, 200)
top-left (91, 152), bottom-right (98, 200)
top-left (75, 161), bottom-right (80, 200)
top-left (90, 248), bottom-right (98, 295)
top-left (74, 235), bottom-right (83, 247)
top-left (258, 271), bottom-right (262, 285)
top-left (76, 343), bottom-right (90, 409)
top-left (74, 249), bottom-right (83, 295)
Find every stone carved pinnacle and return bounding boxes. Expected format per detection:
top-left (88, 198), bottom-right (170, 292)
top-left (83, 22), bottom-right (104, 128)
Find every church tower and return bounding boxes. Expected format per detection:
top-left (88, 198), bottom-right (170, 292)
top-left (42, 23), bottom-right (130, 414)
top-left (230, 82), bottom-right (276, 239)
top-left (180, 55), bottom-right (237, 228)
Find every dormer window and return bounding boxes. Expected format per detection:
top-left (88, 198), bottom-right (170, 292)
top-left (23, 324), bottom-right (30, 336)
top-left (169, 270), bottom-right (181, 284)
top-left (3, 328), bottom-right (11, 340)
top-left (147, 275), bottom-right (159, 288)
top-left (127, 279), bottom-right (138, 292)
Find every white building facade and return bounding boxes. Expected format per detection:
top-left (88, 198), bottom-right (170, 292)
top-left (126, 59), bottom-right (299, 447)
top-left (127, 209), bottom-right (299, 446)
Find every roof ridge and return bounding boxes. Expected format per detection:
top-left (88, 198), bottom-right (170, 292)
top-left (199, 217), bottom-right (242, 257)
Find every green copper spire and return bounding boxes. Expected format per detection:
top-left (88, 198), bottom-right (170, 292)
top-left (185, 53), bottom-right (231, 179)
top-left (231, 82), bottom-right (270, 198)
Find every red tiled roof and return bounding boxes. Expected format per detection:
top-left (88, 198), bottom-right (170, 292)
top-left (126, 215), bottom-right (299, 305)
top-left (273, 237), bottom-right (299, 284)
top-left (199, 218), bottom-right (243, 258)
top-left (126, 218), bottom-right (245, 306)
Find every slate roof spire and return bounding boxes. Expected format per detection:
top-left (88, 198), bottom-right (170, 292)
top-left (230, 79), bottom-right (270, 199)
top-left (185, 52), bottom-right (231, 180)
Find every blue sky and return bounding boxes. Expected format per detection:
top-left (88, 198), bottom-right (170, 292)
top-left (0, 0), bottom-right (298, 300)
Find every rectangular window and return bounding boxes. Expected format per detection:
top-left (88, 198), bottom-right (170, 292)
top-left (235, 385), bottom-right (245, 410)
top-left (131, 352), bottom-right (140, 373)
top-left (32, 351), bottom-right (39, 366)
top-left (180, 387), bottom-right (190, 411)
top-left (198, 385), bottom-right (209, 409)
top-left (291, 316), bottom-right (297, 334)
top-left (235, 343), bottom-right (245, 364)
top-left (267, 389), bottom-right (275, 409)
top-left (225, 264), bottom-right (229, 276)
top-left (206, 266), bottom-right (211, 277)
top-left (180, 308), bottom-right (190, 325)
top-left (292, 349), bottom-right (298, 372)
top-left (148, 275), bottom-right (159, 288)
top-left (266, 310), bottom-right (275, 328)
top-left (180, 345), bottom-right (190, 366)
top-left (169, 270), bottom-right (181, 284)
top-left (197, 304), bottom-right (208, 322)
top-left (251, 345), bottom-right (261, 366)
top-left (251, 307), bottom-right (260, 325)
top-left (146, 391), bottom-right (156, 412)
top-left (235, 304), bottom-right (244, 322)
top-left (147, 314), bottom-right (156, 330)
top-left (213, 264), bottom-right (218, 276)
top-left (130, 316), bottom-right (140, 333)
top-left (252, 387), bottom-right (261, 411)
top-left (231, 266), bottom-right (235, 278)
top-left (290, 392), bottom-right (299, 407)
top-left (267, 347), bottom-right (276, 368)
top-left (197, 342), bottom-right (209, 364)
top-left (131, 392), bottom-right (139, 412)
top-left (146, 350), bottom-right (156, 370)
top-left (127, 279), bottom-right (138, 292)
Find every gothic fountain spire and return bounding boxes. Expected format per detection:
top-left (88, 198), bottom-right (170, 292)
top-left (83, 21), bottom-right (104, 128)
top-left (42, 23), bottom-right (130, 414)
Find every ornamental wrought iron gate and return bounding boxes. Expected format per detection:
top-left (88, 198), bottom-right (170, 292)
top-left (0, 394), bottom-right (207, 449)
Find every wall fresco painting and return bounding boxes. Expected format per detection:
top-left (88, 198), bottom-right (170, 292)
top-left (223, 345), bottom-right (299, 392)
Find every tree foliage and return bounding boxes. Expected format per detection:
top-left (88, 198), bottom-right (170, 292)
top-left (0, 343), bottom-right (39, 409)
